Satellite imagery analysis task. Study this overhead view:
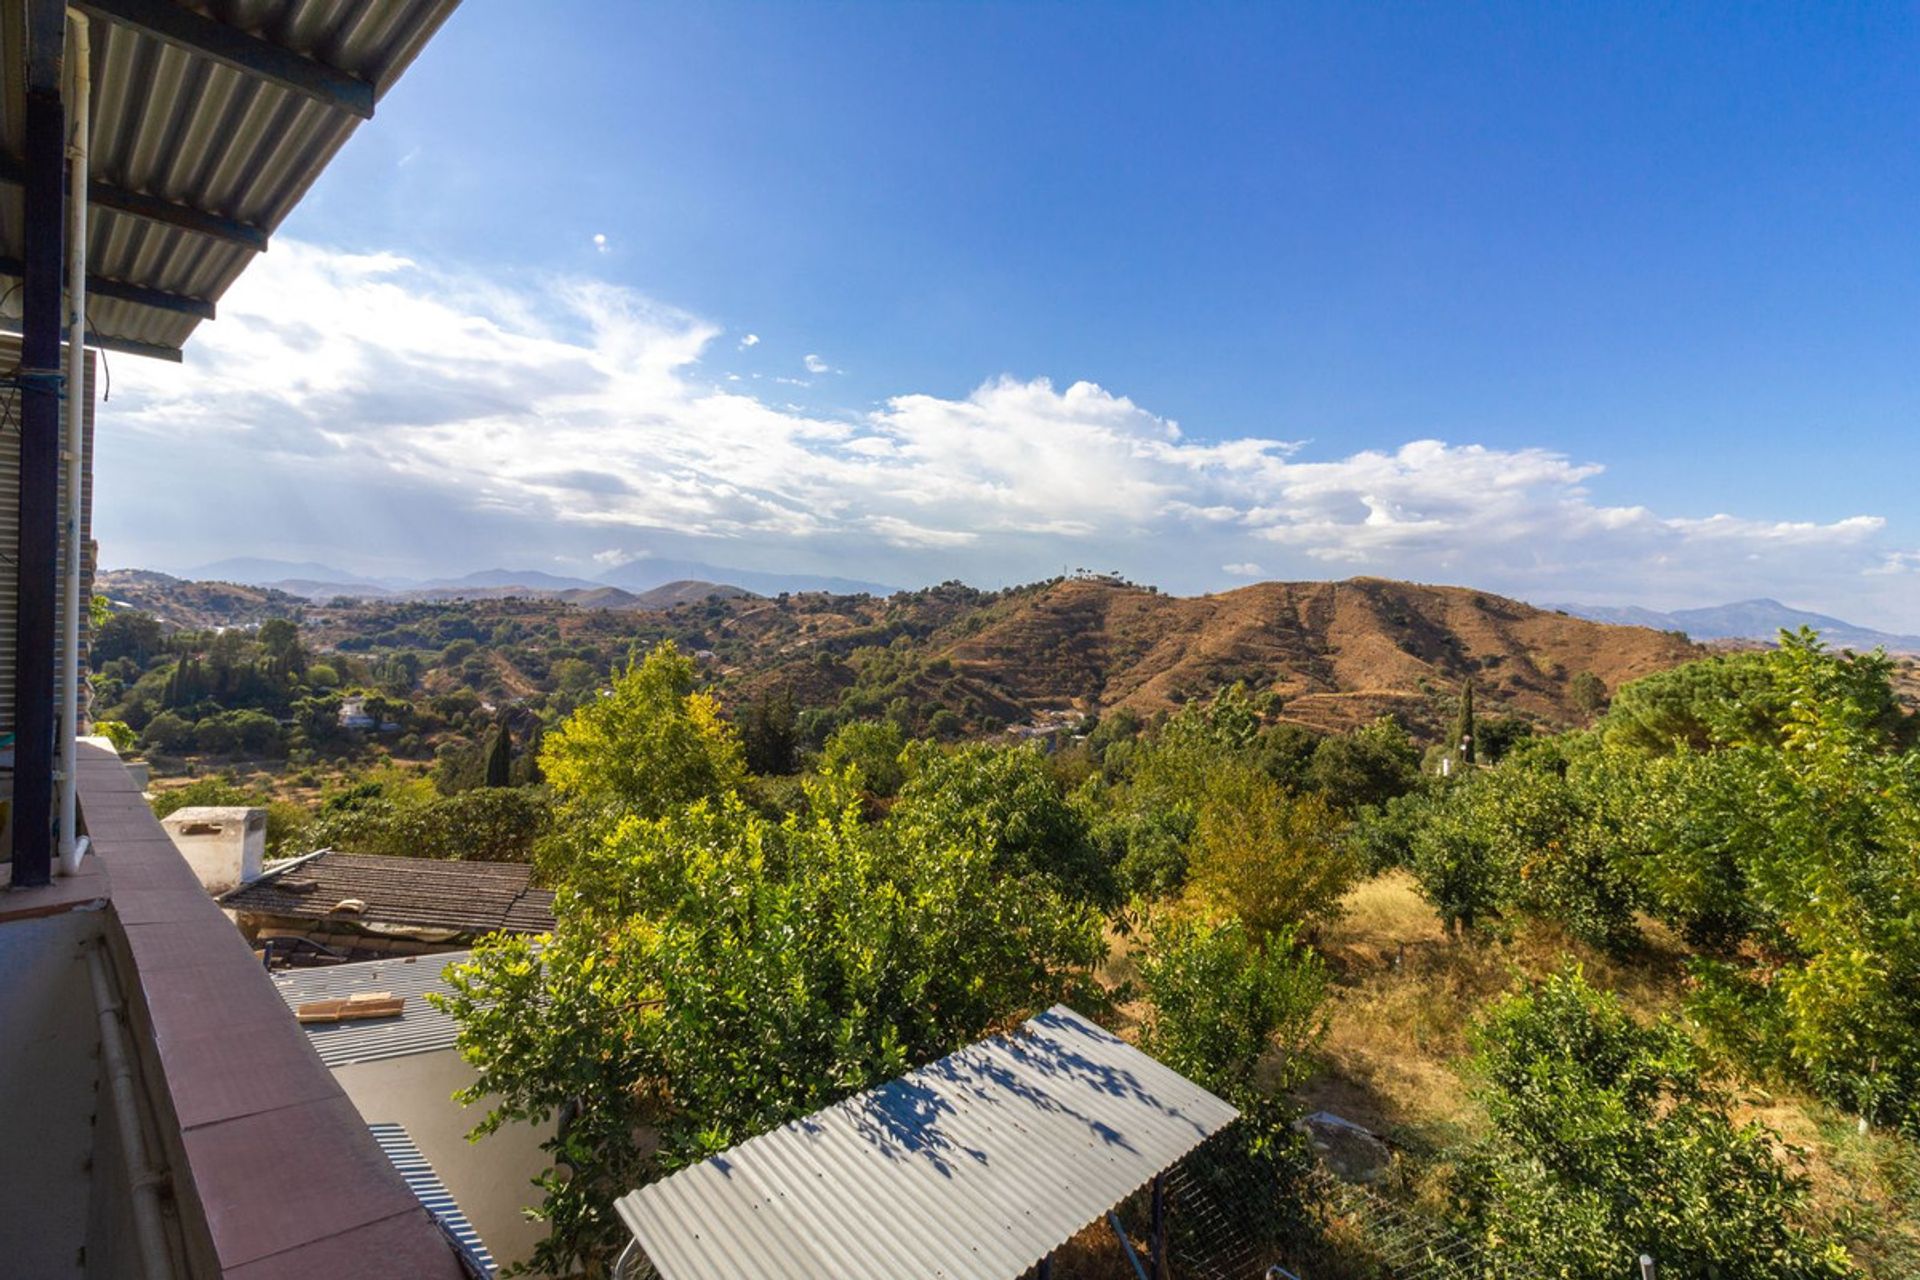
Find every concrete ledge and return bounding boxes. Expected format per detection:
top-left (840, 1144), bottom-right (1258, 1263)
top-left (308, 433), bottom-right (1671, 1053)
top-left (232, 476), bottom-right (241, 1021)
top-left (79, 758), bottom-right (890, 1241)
top-left (75, 743), bottom-right (466, 1279)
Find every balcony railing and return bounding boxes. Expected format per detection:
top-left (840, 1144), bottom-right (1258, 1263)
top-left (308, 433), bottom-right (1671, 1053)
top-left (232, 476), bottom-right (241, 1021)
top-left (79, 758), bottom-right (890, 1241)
top-left (0, 742), bottom-right (469, 1278)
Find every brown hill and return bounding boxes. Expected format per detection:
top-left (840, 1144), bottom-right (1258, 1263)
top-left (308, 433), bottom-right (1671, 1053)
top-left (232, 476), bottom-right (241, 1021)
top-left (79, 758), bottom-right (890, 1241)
top-left (98, 569), bottom-right (307, 631)
top-left (109, 568), bottom-right (1704, 739)
top-left (733, 576), bottom-right (1700, 735)
top-left (627, 580), bottom-right (756, 610)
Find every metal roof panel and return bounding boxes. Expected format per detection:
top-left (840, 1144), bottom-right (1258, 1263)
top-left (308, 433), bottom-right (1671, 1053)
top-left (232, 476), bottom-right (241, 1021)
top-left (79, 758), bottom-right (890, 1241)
top-left (616, 1006), bottom-right (1239, 1280)
top-left (273, 948), bottom-right (469, 1067)
top-left (0, 0), bottom-right (460, 355)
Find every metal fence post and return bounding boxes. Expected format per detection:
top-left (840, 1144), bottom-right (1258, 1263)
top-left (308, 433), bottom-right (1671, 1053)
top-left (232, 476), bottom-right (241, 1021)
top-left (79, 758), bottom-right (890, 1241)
top-left (1151, 1174), bottom-right (1168, 1280)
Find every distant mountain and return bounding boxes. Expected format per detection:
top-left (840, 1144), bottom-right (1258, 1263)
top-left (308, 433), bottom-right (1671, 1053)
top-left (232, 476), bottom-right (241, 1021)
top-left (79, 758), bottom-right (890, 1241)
top-left (597, 558), bottom-right (899, 598)
top-left (190, 557), bottom-right (395, 589)
top-left (1546, 598), bottom-right (1920, 654)
top-left (627, 580), bottom-right (756, 610)
top-left (706, 575), bottom-right (1701, 735)
top-left (196, 558), bottom-right (900, 602)
top-left (417, 568), bottom-right (606, 593)
top-left (147, 566), bottom-right (759, 613)
top-left (267, 579), bottom-right (397, 601)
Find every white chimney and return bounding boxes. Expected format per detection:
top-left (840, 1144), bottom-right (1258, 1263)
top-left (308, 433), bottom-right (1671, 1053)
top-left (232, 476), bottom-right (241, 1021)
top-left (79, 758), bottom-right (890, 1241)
top-left (161, 806), bottom-right (268, 894)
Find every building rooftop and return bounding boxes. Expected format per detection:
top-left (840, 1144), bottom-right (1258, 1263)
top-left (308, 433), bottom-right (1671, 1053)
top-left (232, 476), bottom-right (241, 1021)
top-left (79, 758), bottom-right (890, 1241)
top-left (615, 1005), bottom-right (1239, 1280)
top-left (369, 1122), bottom-right (496, 1277)
top-left (273, 949), bottom-right (469, 1067)
top-left (0, 0), bottom-right (461, 360)
top-left (223, 851), bottom-right (556, 937)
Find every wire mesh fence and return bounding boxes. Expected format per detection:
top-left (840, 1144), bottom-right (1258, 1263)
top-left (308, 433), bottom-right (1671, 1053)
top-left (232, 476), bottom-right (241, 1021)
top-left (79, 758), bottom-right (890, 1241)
top-left (1156, 1121), bottom-right (1525, 1280)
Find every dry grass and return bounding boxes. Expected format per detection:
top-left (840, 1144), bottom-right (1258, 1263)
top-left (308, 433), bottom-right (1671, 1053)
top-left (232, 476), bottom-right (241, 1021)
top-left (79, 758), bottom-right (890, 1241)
top-left (1293, 872), bottom-right (1920, 1275)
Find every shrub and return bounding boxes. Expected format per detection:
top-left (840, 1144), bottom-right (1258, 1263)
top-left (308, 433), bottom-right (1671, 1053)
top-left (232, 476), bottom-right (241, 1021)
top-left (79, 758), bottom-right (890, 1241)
top-left (1138, 916), bottom-right (1327, 1100)
top-left (1455, 968), bottom-right (1855, 1279)
top-left (311, 787), bottom-right (553, 864)
top-left (140, 711), bottom-right (196, 754)
top-left (817, 719), bottom-right (907, 797)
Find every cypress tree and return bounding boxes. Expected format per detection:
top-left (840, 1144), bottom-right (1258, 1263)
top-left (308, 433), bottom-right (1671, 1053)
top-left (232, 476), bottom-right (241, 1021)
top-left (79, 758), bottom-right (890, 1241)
top-left (521, 724), bottom-right (544, 786)
top-left (1453, 680), bottom-right (1476, 766)
top-left (485, 719), bottom-right (513, 788)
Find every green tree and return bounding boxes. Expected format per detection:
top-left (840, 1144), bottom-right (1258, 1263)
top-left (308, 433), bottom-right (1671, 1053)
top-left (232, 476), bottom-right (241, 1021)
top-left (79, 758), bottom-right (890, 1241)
top-left (93, 610), bottom-right (164, 667)
top-left (194, 715), bottom-right (241, 756)
top-left (1138, 916), bottom-right (1326, 1101)
top-left (257, 618), bottom-right (308, 683)
top-left (817, 719), bottom-right (907, 797)
top-left (312, 787), bottom-right (552, 864)
top-left (1188, 764), bottom-right (1357, 938)
top-left (538, 641), bottom-right (744, 818)
top-left (436, 788), bottom-right (1103, 1274)
top-left (484, 720), bottom-right (513, 788)
top-left (891, 742), bottom-right (1112, 905)
top-left (140, 710), bottom-right (195, 754)
top-left (1304, 716), bottom-right (1420, 812)
top-left (739, 689), bottom-right (800, 776)
top-left (1568, 669), bottom-right (1607, 717)
top-left (1452, 679), bottom-right (1476, 765)
top-left (1455, 968), bottom-right (1855, 1279)
top-left (1407, 755), bottom-right (1637, 946)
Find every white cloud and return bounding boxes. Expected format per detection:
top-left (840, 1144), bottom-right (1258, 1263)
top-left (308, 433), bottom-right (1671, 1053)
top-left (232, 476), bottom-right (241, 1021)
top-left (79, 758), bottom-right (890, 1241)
top-left (803, 353), bottom-right (834, 374)
top-left (592, 233), bottom-right (609, 254)
top-left (98, 241), bottom-right (1918, 628)
top-left (738, 333), bottom-right (760, 348)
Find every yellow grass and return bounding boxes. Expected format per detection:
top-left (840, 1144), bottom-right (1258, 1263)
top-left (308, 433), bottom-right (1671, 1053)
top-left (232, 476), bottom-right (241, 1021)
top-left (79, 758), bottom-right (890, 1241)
top-left (1294, 872), bottom-right (1920, 1274)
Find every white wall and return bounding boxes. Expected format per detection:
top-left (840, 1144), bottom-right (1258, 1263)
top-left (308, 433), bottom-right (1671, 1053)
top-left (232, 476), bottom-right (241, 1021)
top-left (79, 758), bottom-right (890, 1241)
top-left (329, 1050), bottom-right (553, 1275)
top-left (0, 911), bottom-right (103, 1278)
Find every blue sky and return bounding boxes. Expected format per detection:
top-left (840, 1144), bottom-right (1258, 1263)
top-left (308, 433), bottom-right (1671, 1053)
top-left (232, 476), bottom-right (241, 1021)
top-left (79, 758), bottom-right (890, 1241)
top-left (101, 2), bottom-right (1920, 626)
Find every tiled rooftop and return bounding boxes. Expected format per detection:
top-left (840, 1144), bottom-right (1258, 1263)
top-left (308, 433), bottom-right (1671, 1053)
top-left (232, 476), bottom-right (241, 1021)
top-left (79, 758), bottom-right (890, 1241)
top-left (221, 850), bottom-right (555, 937)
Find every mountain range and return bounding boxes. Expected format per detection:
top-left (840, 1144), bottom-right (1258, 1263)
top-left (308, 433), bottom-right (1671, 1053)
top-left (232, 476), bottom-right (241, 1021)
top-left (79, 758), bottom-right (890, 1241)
top-left (184, 557), bottom-right (900, 602)
top-left (1545, 598), bottom-right (1920, 654)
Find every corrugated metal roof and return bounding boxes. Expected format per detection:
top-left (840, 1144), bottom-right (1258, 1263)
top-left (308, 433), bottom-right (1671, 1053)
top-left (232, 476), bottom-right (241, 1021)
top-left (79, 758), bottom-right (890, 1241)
top-left (274, 948), bottom-right (467, 1067)
top-left (616, 1005), bottom-right (1240, 1280)
top-left (222, 849), bottom-right (557, 936)
top-left (0, 0), bottom-right (461, 357)
top-left (369, 1121), bottom-right (497, 1277)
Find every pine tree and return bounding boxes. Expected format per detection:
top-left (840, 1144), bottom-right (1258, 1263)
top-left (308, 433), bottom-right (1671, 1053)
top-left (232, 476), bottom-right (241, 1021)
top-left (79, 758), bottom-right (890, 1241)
top-left (485, 719), bottom-right (513, 788)
top-left (1453, 680), bottom-right (1476, 766)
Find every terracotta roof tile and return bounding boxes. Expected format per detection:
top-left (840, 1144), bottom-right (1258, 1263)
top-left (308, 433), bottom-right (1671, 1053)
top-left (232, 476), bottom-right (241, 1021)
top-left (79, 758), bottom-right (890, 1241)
top-left (221, 850), bottom-right (555, 936)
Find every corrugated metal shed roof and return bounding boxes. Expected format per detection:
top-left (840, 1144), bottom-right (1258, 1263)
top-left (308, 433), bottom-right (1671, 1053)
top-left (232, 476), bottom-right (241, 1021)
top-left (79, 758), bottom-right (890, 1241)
top-left (616, 1005), bottom-right (1240, 1280)
top-left (369, 1121), bottom-right (497, 1277)
top-left (273, 948), bottom-right (468, 1067)
top-left (222, 849), bottom-right (557, 936)
top-left (0, 0), bottom-right (461, 358)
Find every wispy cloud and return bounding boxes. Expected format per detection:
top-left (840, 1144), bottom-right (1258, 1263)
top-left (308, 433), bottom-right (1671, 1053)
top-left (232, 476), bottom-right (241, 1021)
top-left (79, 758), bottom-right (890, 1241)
top-left (738, 332), bottom-right (760, 349)
top-left (803, 352), bottom-right (834, 374)
top-left (100, 242), bottom-right (1915, 627)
